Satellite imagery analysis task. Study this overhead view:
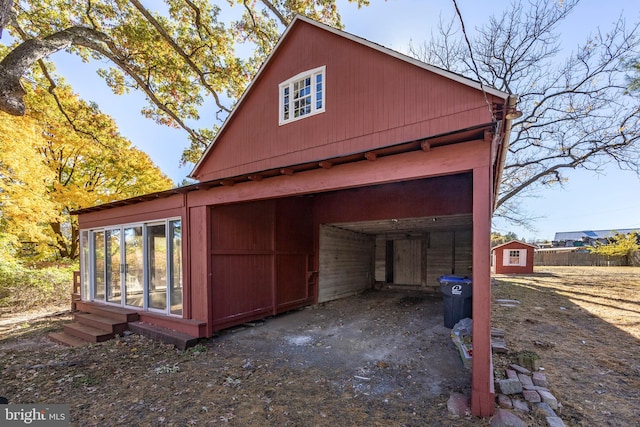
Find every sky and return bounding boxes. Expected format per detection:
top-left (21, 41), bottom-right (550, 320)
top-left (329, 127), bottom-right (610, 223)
top-left (6, 0), bottom-right (640, 242)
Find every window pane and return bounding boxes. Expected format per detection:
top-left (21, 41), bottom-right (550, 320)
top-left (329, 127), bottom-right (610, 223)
top-left (105, 229), bottom-right (122, 304)
top-left (147, 223), bottom-right (167, 310)
top-left (93, 231), bottom-right (105, 301)
top-left (81, 231), bottom-right (89, 301)
top-left (125, 226), bottom-right (144, 307)
top-left (169, 220), bottom-right (183, 316)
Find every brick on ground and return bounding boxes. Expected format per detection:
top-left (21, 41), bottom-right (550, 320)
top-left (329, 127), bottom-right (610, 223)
top-left (506, 369), bottom-right (519, 380)
top-left (512, 399), bottom-right (530, 413)
top-left (489, 409), bottom-right (527, 427)
top-left (523, 389), bottom-right (541, 403)
top-left (518, 373), bottom-right (534, 386)
top-left (498, 378), bottom-right (523, 395)
top-left (446, 392), bottom-right (470, 416)
top-left (534, 402), bottom-right (557, 418)
top-left (509, 363), bottom-right (531, 375)
top-left (538, 389), bottom-right (559, 409)
top-left (546, 416), bottom-right (567, 427)
top-left (533, 371), bottom-right (549, 387)
top-left (523, 384), bottom-right (550, 392)
top-left (498, 394), bottom-right (513, 409)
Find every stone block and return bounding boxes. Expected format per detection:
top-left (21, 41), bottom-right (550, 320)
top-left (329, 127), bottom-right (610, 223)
top-left (534, 402), bottom-right (557, 418)
top-left (498, 378), bottom-right (523, 395)
top-left (506, 369), bottom-right (519, 380)
top-left (513, 399), bottom-right (530, 413)
top-left (498, 394), bottom-right (513, 409)
top-left (447, 392), bottom-right (470, 416)
top-left (538, 389), bottom-right (559, 409)
top-left (490, 409), bottom-right (527, 427)
top-left (546, 416), bottom-right (567, 427)
top-left (523, 384), bottom-right (550, 392)
top-left (509, 363), bottom-right (531, 375)
top-left (533, 371), bottom-right (548, 387)
top-left (518, 373), bottom-right (533, 386)
top-left (523, 390), bottom-right (541, 403)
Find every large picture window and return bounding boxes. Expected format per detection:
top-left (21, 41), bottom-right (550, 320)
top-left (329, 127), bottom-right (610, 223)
top-left (279, 66), bottom-right (325, 125)
top-left (79, 218), bottom-right (182, 316)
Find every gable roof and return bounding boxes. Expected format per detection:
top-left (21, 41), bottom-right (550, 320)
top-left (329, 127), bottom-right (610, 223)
top-left (190, 15), bottom-right (510, 178)
top-left (492, 240), bottom-right (537, 251)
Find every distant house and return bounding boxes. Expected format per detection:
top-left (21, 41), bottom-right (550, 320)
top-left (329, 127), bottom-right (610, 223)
top-left (553, 229), bottom-right (638, 247)
top-left (492, 241), bottom-right (536, 274)
top-left (66, 16), bottom-right (517, 416)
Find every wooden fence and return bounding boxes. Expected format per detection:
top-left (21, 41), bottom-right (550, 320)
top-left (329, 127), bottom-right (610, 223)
top-left (534, 251), bottom-right (628, 267)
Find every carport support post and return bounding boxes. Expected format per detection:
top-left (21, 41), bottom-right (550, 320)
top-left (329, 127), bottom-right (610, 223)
top-left (471, 166), bottom-right (494, 417)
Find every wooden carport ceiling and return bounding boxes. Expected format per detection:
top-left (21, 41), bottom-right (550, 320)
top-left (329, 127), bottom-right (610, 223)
top-left (328, 213), bottom-right (472, 239)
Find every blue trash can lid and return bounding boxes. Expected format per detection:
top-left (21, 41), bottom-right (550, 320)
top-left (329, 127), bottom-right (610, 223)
top-left (438, 275), bottom-right (472, 284)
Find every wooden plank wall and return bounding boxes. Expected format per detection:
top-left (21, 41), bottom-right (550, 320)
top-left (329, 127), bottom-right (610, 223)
top-left (373, 230), bottom-right (473, 291)
top-left (454, 230), bottom-right (473, 278)
top-left (394, 239), bottom-right (422, 285)
top-left (319, 225), bottom-right (375, 303)
top-left (375, 237), bottom-right (386, 282)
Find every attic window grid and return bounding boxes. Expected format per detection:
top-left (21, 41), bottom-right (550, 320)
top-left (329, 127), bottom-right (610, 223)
top-left (279, 66), bottom-right (325, 125)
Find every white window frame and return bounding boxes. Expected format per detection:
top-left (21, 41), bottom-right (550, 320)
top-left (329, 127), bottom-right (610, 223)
top-left (503, 249), bottom-right (527, 266)
top-left (79, 217), bottom-right (183, 317)
top-left (279, 66), bottom-right (326, 125)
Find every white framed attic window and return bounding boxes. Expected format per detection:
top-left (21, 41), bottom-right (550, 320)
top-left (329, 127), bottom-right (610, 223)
top-left (279, 66), bottom-right (326, 125)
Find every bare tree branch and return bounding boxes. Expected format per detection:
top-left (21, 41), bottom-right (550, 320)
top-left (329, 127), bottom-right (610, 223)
top-left (411, 0), bottom-right (640, 226)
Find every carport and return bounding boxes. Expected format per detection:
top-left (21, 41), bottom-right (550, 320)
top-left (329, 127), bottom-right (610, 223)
top-left (315, 175), bottom-right (474, 303)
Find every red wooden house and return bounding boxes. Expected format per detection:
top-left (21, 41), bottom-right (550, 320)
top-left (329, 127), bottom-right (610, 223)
top-left (67, 16), bottom-right (517, 416)
top-left (492, 241), bottom-right (536, 274)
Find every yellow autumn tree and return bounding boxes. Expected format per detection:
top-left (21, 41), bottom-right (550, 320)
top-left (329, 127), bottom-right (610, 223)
top-left (0, 65), bottom-right (173, 260)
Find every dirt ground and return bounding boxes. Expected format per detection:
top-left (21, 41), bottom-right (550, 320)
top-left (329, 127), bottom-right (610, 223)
top-left (492, 266), bottom-right (640, 427)
top-left (1, 267), bottom-right (638, 426)
top-left (1, 290), bottom-right (482, 426)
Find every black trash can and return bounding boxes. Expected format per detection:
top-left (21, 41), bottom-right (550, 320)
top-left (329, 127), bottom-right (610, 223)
top-left (439, 275), bottom-right (472, 328)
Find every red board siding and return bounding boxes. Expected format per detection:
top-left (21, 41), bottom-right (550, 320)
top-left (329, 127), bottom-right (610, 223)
top-left (210, 198), bottom-right (314, 330)
top-left (188, 206), bottom-right (212, 334)
top-left (314, 174), bottom-right (473, 225)
top-left (78, 194), bottom-right (184, 229)
top-left (194, 22), bottom-right (501, 182)
top-left (211, 201), bottom-right (275, 251)
top-left (210, 254), bottom-right (274, 324)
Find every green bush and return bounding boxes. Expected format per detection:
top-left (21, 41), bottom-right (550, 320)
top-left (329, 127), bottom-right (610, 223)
top-left (0, 259), bottom-right (78, 311)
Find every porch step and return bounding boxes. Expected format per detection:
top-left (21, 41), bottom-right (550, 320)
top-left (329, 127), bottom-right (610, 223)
top-left (75, 313), bottom-right (128, 335)
top-left (49, 331), bottom-right (88, 347)
top-left (63, 322), bottom-right (114, 343)
top-left (75, 301), bottom-right (139, 323)
top-left (128, 321), bottom-right (199, 350)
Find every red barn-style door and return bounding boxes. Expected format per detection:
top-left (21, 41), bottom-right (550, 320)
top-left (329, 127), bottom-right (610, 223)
top-left (209, 198), bottom-right (314, 331)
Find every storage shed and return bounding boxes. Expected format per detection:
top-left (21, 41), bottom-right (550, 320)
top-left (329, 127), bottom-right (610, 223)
top-left (70, 16), bottom-right (517, 416)
top-left (492, 241), bottom-right (536, 274)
